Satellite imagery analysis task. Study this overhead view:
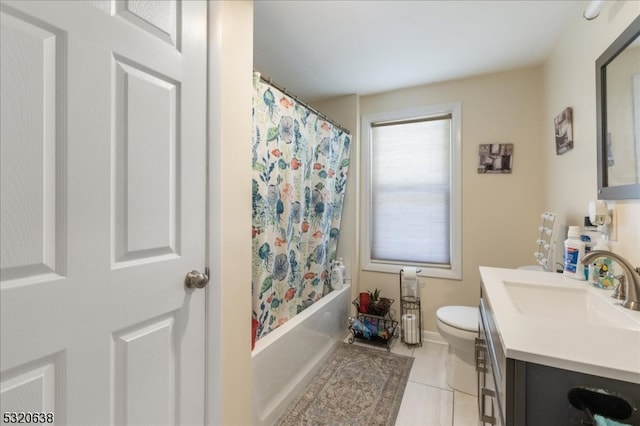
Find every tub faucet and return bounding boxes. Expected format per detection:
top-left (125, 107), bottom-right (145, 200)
top-left (581, 250), bottom-right (640, 311)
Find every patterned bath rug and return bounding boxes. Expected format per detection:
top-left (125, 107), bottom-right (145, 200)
top-left (276, 342), bottom-right (414, 426)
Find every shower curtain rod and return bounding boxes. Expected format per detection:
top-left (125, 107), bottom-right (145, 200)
top-left (258, 73), bottom-right (351, 135)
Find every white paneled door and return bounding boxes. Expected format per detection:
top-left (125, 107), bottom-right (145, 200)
top-left (0, 1), bottom-right (207, 425)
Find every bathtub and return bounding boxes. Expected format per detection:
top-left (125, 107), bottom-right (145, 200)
top-left (252, 283), bottom-right (351, 426)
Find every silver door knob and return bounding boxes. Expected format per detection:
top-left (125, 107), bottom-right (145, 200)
top-left (185, 269), bottom-right (209, 289)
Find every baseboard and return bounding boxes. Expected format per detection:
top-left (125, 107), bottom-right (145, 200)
top-left (422, 330), bottom-right (447, 345)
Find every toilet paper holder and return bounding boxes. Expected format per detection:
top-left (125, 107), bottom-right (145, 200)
top-left (400, 268), bottom-right (423, 347)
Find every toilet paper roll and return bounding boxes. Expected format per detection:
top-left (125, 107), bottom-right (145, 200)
top-left (402, 267), bottom-right (418, 298)
top-left (402, 314), bottom-right (419, 344)
top-left (403, 267), bottom-right (417, 280)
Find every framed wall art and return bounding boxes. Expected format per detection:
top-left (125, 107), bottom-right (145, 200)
top-left (477, 143), bottom-right (513, 174)
top-left (554, 107), bottom-right (573, 155)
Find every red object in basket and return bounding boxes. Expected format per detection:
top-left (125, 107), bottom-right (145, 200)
top-left (251, 318), bottom-right (259, 350)
top-left (358, 292), bottom-right (370, 313)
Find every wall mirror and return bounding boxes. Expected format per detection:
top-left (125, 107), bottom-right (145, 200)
top-left (596, 15), bottom-right (640, 199)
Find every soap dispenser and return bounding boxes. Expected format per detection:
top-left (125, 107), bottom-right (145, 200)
top-left (588, 236), bottom-right (615, 289)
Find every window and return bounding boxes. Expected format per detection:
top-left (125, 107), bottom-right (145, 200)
top-left (361, 103), bottom-right (462, 279)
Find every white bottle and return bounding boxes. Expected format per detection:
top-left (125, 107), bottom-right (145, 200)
top-left (330, 261), bottom-right (343, 290)
top-left (336, 258), bottom-right (346, 284)
top-left (563, 226), bottom-right (586, 280)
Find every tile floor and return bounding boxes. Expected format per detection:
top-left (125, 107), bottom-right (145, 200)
top-left (348, 337), bottom-right (478, 426)
top-left (392, 339), bottom-right (478, 426)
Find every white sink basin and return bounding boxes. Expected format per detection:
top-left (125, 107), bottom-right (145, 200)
top-left (503, 280), bottom-right (640, 331)
top-left (480, 266), bottom-right (640, 384)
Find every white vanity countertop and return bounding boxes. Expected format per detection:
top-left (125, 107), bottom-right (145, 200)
top-left (479, 266), bottom-right (640, 384)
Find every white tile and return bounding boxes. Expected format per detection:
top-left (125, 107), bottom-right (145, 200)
top-left (408, 341), bottom-right (452, 390)
top-left (453, 391), bottom-right (478, 426)
top-left (395, 381), bottom-right (453, 426)
top-left (391, 340), bottom-right (415, 357)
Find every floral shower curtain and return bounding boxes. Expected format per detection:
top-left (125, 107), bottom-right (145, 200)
top-left (252, 72), bottom-right (351, 340)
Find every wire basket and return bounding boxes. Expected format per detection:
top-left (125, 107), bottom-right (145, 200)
top-left (348, 316), bottom-right (398, 344)
top-left (352, 297), bottom-right (394, 317)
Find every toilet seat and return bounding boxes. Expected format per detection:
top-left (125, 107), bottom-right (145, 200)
top-left (436, 306), bottom-right (477, 332)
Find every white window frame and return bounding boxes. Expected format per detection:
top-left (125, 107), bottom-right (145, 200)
top-left (360, 102), bottom-right (462, 280)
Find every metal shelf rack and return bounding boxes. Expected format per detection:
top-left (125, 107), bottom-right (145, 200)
top-left (399, 269), bottom-right (422, 347)
top-left (348, 298), bottom-right (398, 352)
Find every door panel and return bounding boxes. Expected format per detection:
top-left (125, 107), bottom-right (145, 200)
top-left (0, 9), bottom-right (65, 283)
top-left (114, 0), bottom-right (179, 48)
top-left (0, 1), bottom-right (207, 425)
top-left (1, 355), bottom-right (60, 417)
top-left (112, 314), bottom-right (177, 426)
top-left (113, 56), bottom-right (180, 264)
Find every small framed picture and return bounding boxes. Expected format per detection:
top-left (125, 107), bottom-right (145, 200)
top-left (554, 107), bottom-right (573, 155)
top-left (477, 143), bottom-right (513, 174)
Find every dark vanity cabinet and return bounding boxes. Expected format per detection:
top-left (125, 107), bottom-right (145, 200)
top-left (477, 288), bottom-right (640, 426)
top-left (477, 294), bottom-right (510, 425)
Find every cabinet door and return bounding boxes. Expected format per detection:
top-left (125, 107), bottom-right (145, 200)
top-left (477, 318), bottom-right (501, 425)
top-left (523, 362), bottom-right (640, 425)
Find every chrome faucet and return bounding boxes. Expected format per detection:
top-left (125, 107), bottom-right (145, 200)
top-left (581, 250), bottom-right (640, 311)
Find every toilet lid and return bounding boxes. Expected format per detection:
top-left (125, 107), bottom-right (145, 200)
top-left (437, 306), bottom-right (478, 331)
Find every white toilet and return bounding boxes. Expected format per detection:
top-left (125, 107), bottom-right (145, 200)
top-left (435, 305), bottom-right (478, 396)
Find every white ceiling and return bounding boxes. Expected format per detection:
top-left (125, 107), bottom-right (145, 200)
top-left (254, 0), bottom-right (587, 102)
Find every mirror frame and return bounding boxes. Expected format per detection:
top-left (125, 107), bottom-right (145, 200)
top-left (596, 15), bottom-right (640, 200)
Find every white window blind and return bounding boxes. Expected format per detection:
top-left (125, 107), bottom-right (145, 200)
top-left (361, 102), bottom-right (461, 279)
top-left (371, 117), bottom-right (451, 265)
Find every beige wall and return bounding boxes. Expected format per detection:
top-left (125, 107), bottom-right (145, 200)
top-left (364, 68), bottom-right (551, 332)
top-left (232, 1), bottom-right (640, 420)
top-left (317, 67), bottom-right (548, 332)
top-left (208, 2), bottom-right (253, 425)
top-left (313, 3), bottom-right (640, 334)
top-left (543, 1), bottom-right (640, 266)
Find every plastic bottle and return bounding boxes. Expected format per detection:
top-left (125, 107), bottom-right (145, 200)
top-left (563, 226), bottom-right (586, 280)
top-left (330, 261), bottom-right (343, 290)
top-left (336, 258), bottom-right (346, 284)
